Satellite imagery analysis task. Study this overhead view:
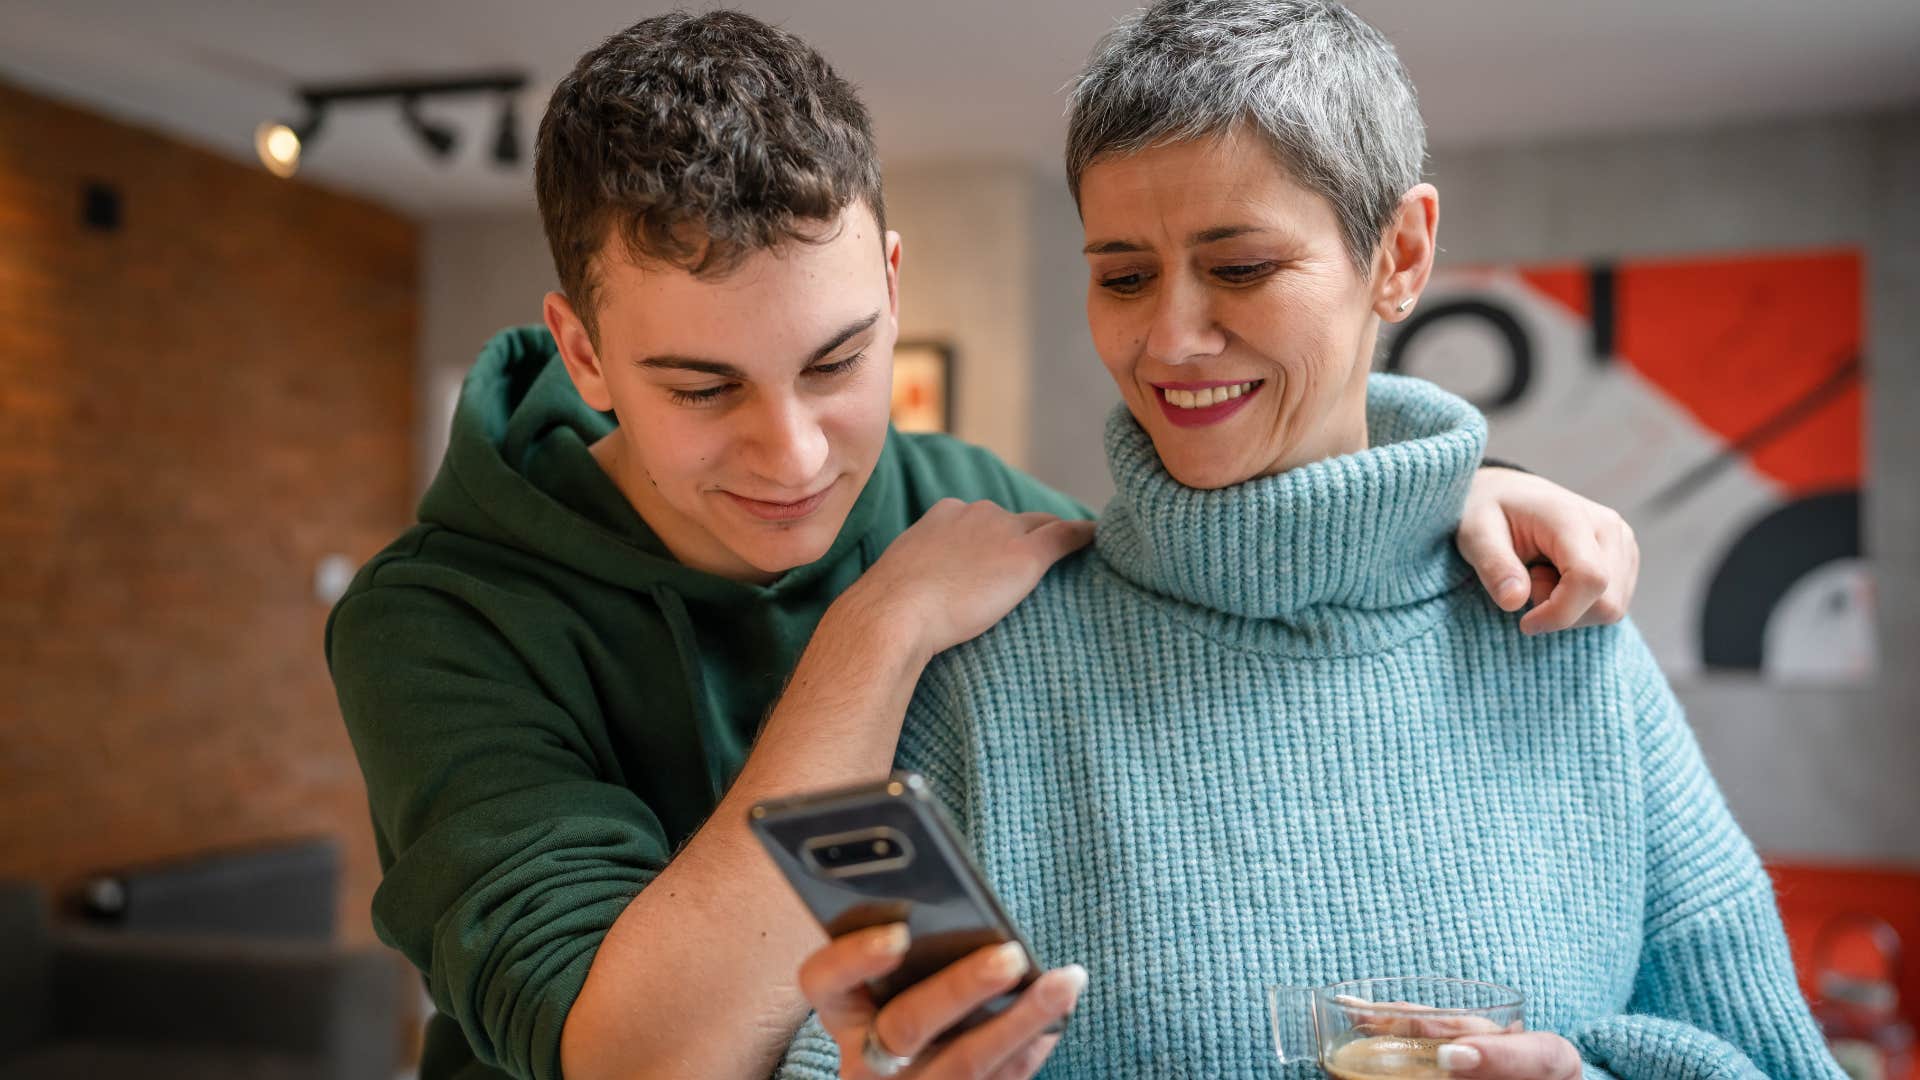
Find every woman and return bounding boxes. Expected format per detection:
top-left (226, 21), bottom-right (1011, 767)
top-left (785, 2), bottom-right (1844, 1078)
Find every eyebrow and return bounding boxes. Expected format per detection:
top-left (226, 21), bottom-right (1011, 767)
top-left (636, 310), bottom-right (882, 378)
top-left (1082, 225), bottom-right (1272, 255)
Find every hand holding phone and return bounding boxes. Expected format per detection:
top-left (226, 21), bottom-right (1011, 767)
top-left (750, 773), bottom-right (1087, 1077)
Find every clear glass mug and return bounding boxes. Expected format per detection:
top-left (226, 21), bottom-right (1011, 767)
top-left (1269, 976), bottom-right (1525, 1078)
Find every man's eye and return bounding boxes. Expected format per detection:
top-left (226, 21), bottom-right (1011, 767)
top-left (1099, 272), bottom-right (1150, 294)
top-left (809, 351), bottom-right (867, 378)
top-left (669, 384), bottom-right (736, 405)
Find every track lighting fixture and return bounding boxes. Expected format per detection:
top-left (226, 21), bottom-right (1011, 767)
top-left (254, 99), bottom-right (323, 179)
top-left (401, 95), bottom-right (458, 160)
top-left (492, 96), bottom-right (521, 166)
top-left (255, 71), bottom-right (526, 178)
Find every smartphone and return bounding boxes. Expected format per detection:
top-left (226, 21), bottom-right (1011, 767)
top-left (748, 771), bottom-right (1053, 1036)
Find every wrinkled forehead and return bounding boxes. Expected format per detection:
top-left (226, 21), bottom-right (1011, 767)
top-left (1077, 135), bottom-right (1336, 248)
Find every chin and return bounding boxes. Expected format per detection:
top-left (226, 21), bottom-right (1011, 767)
top-left (1143, 436), bottom-right (1252, 491)
top-left (1162, 459), bottom-right (1253, 491)
top-left (734, 528), bottom-right (836, 576)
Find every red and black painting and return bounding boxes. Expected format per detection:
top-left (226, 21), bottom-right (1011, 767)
top-left (1384, 249), bottom-right (1869, 681)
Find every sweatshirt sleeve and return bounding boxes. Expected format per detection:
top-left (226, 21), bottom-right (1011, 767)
top-left (1572, 637), bottom-right (1844, 1080)
top-left (328, 584), bottom-right (674, 1080)
top-left (892, 429), bottom-right (1096, 522)
top-left (995, 460), bottom-right (1096, 521)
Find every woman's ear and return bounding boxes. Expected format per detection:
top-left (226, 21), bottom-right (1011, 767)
top-left (1373, 183), bottom-right (1439, 322)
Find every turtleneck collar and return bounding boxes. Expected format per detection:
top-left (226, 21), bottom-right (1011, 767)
top-left (1093, 374), bottom-right (1487, 655)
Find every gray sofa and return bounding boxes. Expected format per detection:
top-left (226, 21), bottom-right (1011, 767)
top-left (0, 849), bottom-right (408, 1080)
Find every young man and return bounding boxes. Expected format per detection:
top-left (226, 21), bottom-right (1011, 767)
top-left (326, 12), bottom-right (1640, 1080)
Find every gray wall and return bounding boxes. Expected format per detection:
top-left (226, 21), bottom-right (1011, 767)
top-left (1023, 109), bottom-right (1920, 860)
top-left (885, 162), bottom-right (1041, 469)
top-left (417, 211), bottom-right (556, 495)
top-left (1028, 177), bottom-right (1121, 511)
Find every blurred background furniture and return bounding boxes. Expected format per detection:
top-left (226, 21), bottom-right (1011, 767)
top-left (69, 835), bottom-right (340, 941)
top-left (0, 839), bottom-right (410, 1080)
top-left (1772, 861), bottom-right (1920, 1080)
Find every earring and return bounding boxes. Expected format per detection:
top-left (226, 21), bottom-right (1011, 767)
top-left (1395, 296), bottom-right (1415, 314)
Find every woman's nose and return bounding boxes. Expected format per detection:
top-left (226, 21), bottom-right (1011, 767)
top-left (1143, 275), bottom-right (1227, 366)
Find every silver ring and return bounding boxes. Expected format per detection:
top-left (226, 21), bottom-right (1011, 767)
top-left (860, 1024), bottom-right (915, 1077)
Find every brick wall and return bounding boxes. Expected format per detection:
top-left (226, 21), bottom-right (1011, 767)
top-left (0, 78), bottom-right (416, 945)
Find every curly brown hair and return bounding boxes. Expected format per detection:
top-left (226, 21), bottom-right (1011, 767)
top-left (535, 10), bottom-right (887, 340)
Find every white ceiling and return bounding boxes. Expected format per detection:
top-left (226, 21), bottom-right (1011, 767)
top-left (3, 0), bottom-right (1917, 219)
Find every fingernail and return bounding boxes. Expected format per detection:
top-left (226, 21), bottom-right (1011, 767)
top-left (1438, 1043), bottom-right (1482, 1072)
top-left (870, 924), bottom-right (909, 956)
top-left (987, 941), bottom-right (1030, 979)
top-left (1497, 577), bottom-right (1525, 601)
top-left (1047, 964), bottom-right (1089, 1010)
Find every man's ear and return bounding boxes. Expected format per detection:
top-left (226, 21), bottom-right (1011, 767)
top-left (544, 290), bottom-right (614, 412)
top-left (884, 230), bottom-right (903, 327)
top-left (1372, 182), bottom-right (1439, 323)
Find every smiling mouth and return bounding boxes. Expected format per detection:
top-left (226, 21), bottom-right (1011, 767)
top-left (723, 483), bottom-right (835, 522)
top-left (1152, 379), bottom-right (1264, 427)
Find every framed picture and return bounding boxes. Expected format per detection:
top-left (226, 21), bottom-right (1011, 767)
top-left (1383, 248), bottom-right (1869, 683)
top-left (891, 339), bottom-right (955, 434)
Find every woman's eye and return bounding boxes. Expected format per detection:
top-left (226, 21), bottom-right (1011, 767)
top-left (1213, 262), bottom-right (1275, 284)
top-left (668, 383), bottom-right (736, 405)
top-left (1098, 272), bottom-right (1151, 295)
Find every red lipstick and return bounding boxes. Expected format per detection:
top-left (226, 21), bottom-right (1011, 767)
top-left (1152, 379), bottom-right (1264, 429)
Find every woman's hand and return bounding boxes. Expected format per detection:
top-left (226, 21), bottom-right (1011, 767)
top-left (1438, 1031), bottom-right (1584, 1079)
top-left (796, 923), bottom-right (1087, 1079)
top-left (1456, 467), bottom-right (1639, 635)
top-left (1342, 1000), bottom-right (1582, 1079)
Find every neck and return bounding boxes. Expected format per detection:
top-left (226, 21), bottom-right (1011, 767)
top-left (1258, 399), bottom-right (1371, 480)
top-left (1095, 374), bottom-right (1487, 651)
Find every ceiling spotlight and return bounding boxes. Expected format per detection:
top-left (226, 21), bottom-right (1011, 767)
top-left (401, 95), bottom-right (458, 160)
top-left (258, 72), bottom-right (523, 175)
top-left (254, 107), bottom-right (323, 179)
top-left (492, 96), bottom-right (520, 166)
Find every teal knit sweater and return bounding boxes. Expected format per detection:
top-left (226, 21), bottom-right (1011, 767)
top-left (780, 375), bottom-right (1841, 1079)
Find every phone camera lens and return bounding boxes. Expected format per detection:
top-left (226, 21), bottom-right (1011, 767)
top-left (826, 846), bottom-right (843, 862)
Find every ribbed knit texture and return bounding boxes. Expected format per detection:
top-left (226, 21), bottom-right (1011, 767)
top-left (779, 375), bottom-right (1841, 1080)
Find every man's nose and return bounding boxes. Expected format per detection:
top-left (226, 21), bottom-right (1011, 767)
top-left (745, 394), bottom-right (829, 491)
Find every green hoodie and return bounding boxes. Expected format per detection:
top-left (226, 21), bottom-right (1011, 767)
top-left (325, 326), bottom-right (1088, 1080)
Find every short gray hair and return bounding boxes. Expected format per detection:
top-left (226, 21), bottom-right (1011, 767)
top-left (1066, 0), bottom-right (1426, 272)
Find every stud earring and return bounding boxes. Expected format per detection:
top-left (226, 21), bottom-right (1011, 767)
top-left (1395, 296), bottom-right (1415, 314)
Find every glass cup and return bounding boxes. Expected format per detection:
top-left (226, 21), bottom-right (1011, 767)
top-left (1269, 976), bottom-right (1525, 1079)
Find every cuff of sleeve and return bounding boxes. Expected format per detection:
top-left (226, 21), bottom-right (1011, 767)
top-left (775, 1012), bottom-right (842, 1080)
top-left (1573, 1014), bottom-right (1765, 1080)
